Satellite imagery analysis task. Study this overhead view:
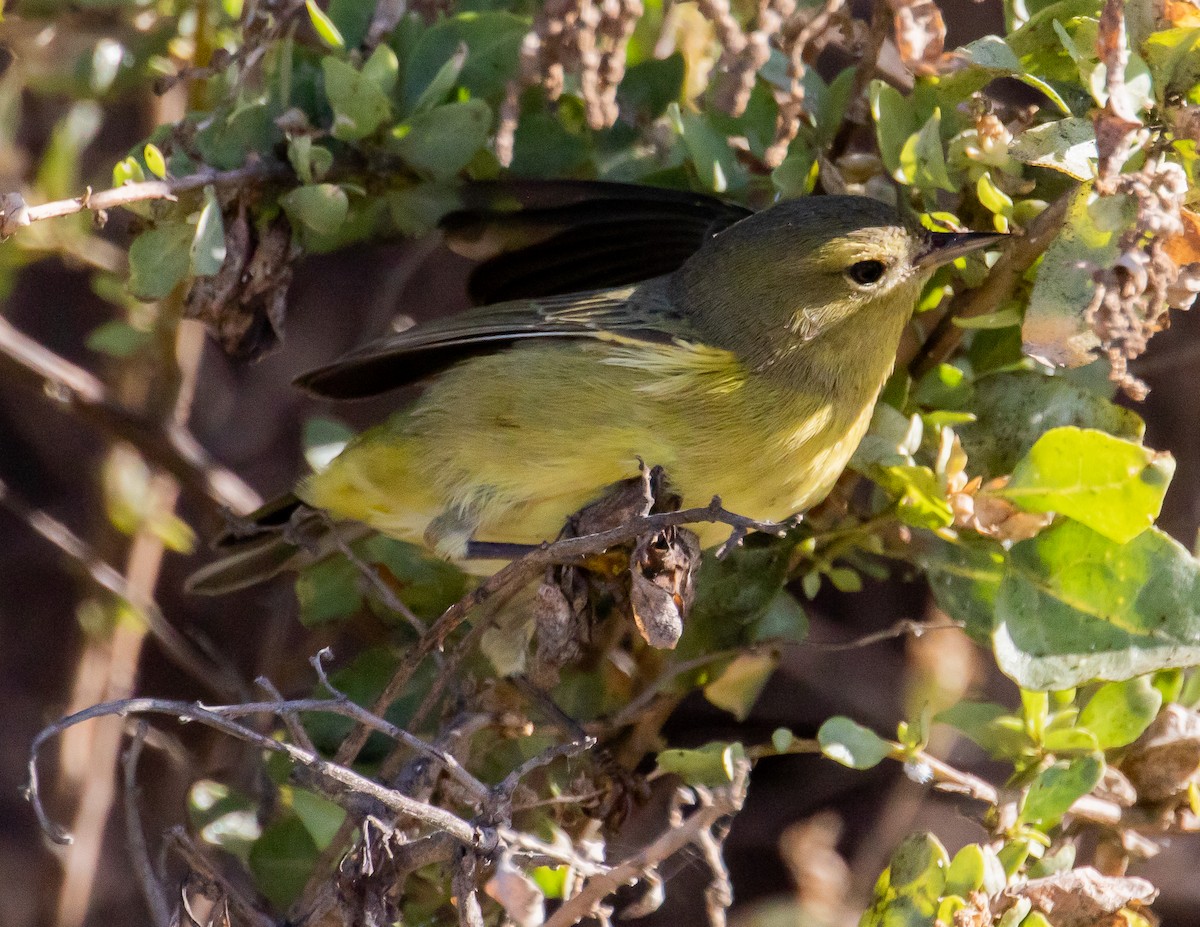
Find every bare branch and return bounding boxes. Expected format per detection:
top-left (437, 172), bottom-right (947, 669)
top-left (0, 161), bottom-right (289, 237)
top-left (254, 676), bottom-right (317, 754)
top-left (334, 497), bottom-right (788, 768)
top-left (454, 849), bottom-right (486, 927)
top-left (806, 618), bottom-right (964, 651)
top-left (28, 697), bottom-right (485, 847)
top-left (544, 765), bottom-right (749, 927)
top-left (165, 827), bottom-right (275, 927)
top-left (122, 722), bottom-right (172, 927)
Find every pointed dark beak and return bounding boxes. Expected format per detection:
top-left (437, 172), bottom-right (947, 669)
top-left (915, 230), bottom-right (1007, 270)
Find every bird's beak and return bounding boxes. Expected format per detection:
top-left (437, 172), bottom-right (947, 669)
top-left (915, 230), bottom-right (1007, 270)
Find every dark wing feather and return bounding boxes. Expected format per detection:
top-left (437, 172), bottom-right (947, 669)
top-left (296, 281), bottom-right (688, 399)
top-left (441, 180), bottom-right (751, 303)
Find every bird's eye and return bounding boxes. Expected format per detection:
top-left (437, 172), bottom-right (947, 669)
top-left (846, 259), bottom-right (887, 286)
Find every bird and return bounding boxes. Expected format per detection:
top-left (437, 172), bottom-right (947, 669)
top-left (187, 184), bottom-right (1001, 594)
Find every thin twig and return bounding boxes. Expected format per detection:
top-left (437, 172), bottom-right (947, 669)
top-left (165, 827), bottom-right (275, 927)
top-left (122, 723), bottom-right (171, 927)
top-left (320, 516), bottom-right (429, 636)
top-left (28, 698), bottom-right (486, 847)
top-left (0, 161), bottom-right (289, 237)
top-left (454, 849), bottom-right (485, 927)
top-left (544, 766), bottom-right (748, 927)
top-left (308, 649), bottom-right (490, 800)
top-left (334, 498), bottom-right (785, 769)
top-left (805, 618), bottom-right (964, 651)
top-left (254, 676), bottom-right (317, 753)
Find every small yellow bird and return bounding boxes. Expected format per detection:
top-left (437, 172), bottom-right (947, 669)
top-left (188, 186), bottom-right (1000, 593)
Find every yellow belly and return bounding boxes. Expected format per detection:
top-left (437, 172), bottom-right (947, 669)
top-left (301, 340), bottom-right (880, 558)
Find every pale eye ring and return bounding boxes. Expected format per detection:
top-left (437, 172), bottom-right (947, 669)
top-left (846, 259), bottom-right (887, 286)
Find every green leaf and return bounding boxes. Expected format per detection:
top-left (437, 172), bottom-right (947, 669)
top-left (87, 321), bottom-right (151, 357)
top-left (289, 787), bottom-right (346, 850)
top-left (302, 648), bottom-right (437, 759)
top-left (400, 12), bottom-right (528, 109)
top-left (1078, 676), bottom-right (1162, 749)
top-left (944, 844), bottom-right (986, 896)
top-left (913, 362), bottom-right (971, 410)
top-left (920, 535), bottom-right (1005, 641)
top-left (1143, 26), bottom-right (1200, 100)
top-left (872, 465), bottom-right (954, 529)
top-left (675, 537), bottom-right (798, 659)
top-left (935, 701), bottom-right (1027, 757)
top-left (1009, 117), bottom-right (1097, 180)
top-left (1024, 184), bottom-right (1137, 368)
top-left (655, 741), bottom-right (746, 786)
top-left (530, 866), bottom-right (569, 900)
top-left (128, 222), bottom-right (193, 299)
top-left (305, 0), bottom-right (345, 48)
top-left (958, 372), bottom-right (1144, 477)
top-left (143, 143), bottom-right (167, 179)
top-left (672, 104), bottom-right (743, 193)
top-left (751, 589), bottom-right (808, 643)
top-left (899, 109), bottom-right (955, 192)
top-left (322, 57), bottom-right (393, 141)
top-left (326, 0), bottom-right (373, 47)
top-left (617, 53), bottom-right (685, 119)
top-left (956, 34), bottom-right (1071, 113)
top-left (303, 415), bottom-right (354, 471)
top-left (703, 652), bottom-right (778, 721)
top-left (194, 102), bottom-right (282, 171)
top-left (409, 42), bottom-right (466, 115)
top-left (862, 833), bottom-right (948, 927)
top-left (818, 716), bottom-right (892, 769)
top-left (1020, 753), bottom-right (1104, 825)
top-left (249, 816), bottom-right (319, 909)
top-left (510, 111), bottom-right (589, 178)
top-left (994, 521), bottom-right (1200, 689)
top-left (279, 183), bottom-right (349, 237)
top-left (869, 80), bottom-right (918, 179)
top-left (999, 427), bottom-right (1174, 543)
top-left (386, 183), bottom-right (459, 237)
top-left (191, 185), bottom-right (226, 277)
top-left (390, 99), bottom-right (492, 179)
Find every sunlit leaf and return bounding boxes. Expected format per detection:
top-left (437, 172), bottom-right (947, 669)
top-left (1078, 676), bottom-right (1162, 748)
top-left (305, 0), bottom-right (345, 48)
top-left (995, 521), bottom-right (1200, 689)
top-left (999, 427), bottom-right (1173, 543)
top-left (818, 716), bottom-right (892, 769)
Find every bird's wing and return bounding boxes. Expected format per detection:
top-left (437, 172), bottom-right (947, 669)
top-left (441, 180), bottom-right (752, 303)
top-left (296, 280), bottom-right (693, 399)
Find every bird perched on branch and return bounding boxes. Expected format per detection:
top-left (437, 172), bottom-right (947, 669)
top-left (188, 183), bottom-right (1000, 594)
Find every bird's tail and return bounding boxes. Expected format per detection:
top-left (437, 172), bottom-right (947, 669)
top-left (185, 494), bottom-right (370, 595)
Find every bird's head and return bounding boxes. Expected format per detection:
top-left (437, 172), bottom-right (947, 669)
top-left (674, 195), bottom-right (1002, 369)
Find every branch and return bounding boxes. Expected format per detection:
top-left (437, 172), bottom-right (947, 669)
top-left (122, 723), bottom-right (171, 927)
top-left (27, 697), bottom-right (485, 848)
top-left (544, 765), bottom-right (748, 927)
top-left (165, 827), bottom-right (275, 927)
top-left (333, 497), bottom-right (788, 768)
top-left (0, 313), bottom-right (260, 513)
top-left (0, 161), bottom-right (289, 237)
